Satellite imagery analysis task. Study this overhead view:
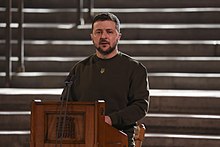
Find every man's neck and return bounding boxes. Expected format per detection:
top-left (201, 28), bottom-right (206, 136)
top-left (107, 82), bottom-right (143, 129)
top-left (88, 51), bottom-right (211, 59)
top-left (96, 49), bottom-right (119, 59)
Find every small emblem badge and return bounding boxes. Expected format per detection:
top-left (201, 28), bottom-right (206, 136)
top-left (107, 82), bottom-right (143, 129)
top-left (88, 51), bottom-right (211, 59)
top-left (100, 68), bottom-right (105, 74)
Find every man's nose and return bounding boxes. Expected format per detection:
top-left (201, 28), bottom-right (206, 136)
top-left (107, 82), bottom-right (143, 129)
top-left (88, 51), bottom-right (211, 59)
top-left (101, 31), bottom-right (108, 38)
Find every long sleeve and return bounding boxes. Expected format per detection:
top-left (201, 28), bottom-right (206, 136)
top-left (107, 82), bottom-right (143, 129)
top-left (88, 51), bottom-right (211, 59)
top-left (61, 53), bottom-right (150, 130)
top-left (109, 62), bottom-right (150, 129)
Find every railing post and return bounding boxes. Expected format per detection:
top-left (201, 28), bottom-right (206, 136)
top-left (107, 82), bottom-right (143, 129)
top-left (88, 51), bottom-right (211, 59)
top-left (5, 0), bottom-right (12, 87)
top-left (89, 0), bottom-right (94, 18)
top-left (17, 0), bottom-right (25, 72)
top-left (76, 0), bottom-right (94, 26)
top-left (77, 0), bottom-right (84, 25)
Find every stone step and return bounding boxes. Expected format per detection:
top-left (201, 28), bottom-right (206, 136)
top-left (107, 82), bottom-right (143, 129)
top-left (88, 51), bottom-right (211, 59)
top-left (143, 114), bottom-right (220, 135)
top-left (94, 9), bottom-right (220, 24)
top-left (1, 24), bottom-right (220, 40)
top-left (94, 0), bottom-right (220, 8)
top-left (1, 112), bottom-right (220, 135)
top-left (0, 133), bottom-right (29, 147)
top-left (0, 117), bottom-right (219, 147)
top-left (0, 88), bottom-right (219, 146)
top-left (0, 132), bottom-right (219, 147)
top-left (0, 8), bottom-right (79, 23)
top-left (1, 0), bottom-right (220, 146)
top-left (0, 88), bottom-right (60, 111)
top-left (0, 95), bottom-right (60, 111)
top-left (143, 133), bottom-right (220, 147)
top-left (1, 89), bottom-right (220, 114)
top-left (150, 89), bottom-right (220, 115)
top-left (1, 8), bottom-right (220, 24)
top-left (8, 0), bottom-right (87, 8)
top-left (3, 0), bottom-right (220, 8)
top-left (1, 40), bottom-right (220, 57)
top-left (150, 73), bottom-right (220, 90)
top-left (1, 56), bottom-right (220, 73)
top-left (1, 72), bottom-right (220, 90)
top-left (0, 72), bottom-right (68, 88)
top-left (0, 111), bottom-right (30, 130)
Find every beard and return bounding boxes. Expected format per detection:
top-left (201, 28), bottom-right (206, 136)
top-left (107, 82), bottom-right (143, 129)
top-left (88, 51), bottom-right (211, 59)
top-left (96, 44), bottom-right (117, 55)
top-left (95, 39), bottom-right (118, 56)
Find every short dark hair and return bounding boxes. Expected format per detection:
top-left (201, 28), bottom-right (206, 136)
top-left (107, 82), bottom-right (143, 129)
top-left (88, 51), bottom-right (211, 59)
top-left (92, 12), bottom-right (121, 32)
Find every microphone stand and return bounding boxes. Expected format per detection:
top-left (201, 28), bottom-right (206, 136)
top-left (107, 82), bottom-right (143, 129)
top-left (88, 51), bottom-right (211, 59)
top-left (55, 77), bottom-right (73, 147)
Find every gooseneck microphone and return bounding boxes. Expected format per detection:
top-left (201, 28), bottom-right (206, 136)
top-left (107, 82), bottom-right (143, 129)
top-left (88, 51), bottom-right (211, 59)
top-left (55, 75), bottom-right (75, 147)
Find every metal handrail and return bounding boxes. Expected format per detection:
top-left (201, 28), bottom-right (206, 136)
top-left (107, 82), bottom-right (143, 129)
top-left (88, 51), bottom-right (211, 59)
top-left (5, 0), bottom-right (12, 87)
top-left (77, 0), bottom-right (84, 25)
top-left (17, 0), bottom-right (25, 72)
top-left (89, 0), bottom-right (94, 19)
top-left (5, 0), bottom-right (24, 87)
top-left (77, 0), bottom-right (94, 25)
top-left (5, 0), bottom-right (93, 86)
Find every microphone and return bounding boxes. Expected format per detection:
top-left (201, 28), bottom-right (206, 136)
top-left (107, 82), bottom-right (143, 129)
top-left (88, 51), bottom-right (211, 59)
top-left (56, 75), bottom-right (75, 147)
top-left (60, 75), bottom-right (75, 101)
top-left (64, 75), bottom-right (74, 87)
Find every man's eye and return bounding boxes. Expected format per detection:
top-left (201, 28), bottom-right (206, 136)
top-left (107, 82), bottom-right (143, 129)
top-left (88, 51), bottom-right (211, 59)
top-left (96, 31), bottom-right (101, 34)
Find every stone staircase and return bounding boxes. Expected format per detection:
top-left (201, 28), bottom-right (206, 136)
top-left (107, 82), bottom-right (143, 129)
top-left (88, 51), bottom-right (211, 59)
top-left (0, 0), bottom-right (220, 146)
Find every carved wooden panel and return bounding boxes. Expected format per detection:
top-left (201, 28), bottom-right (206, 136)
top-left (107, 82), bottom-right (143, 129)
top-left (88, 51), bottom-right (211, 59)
top-left (45, 111), bottom-right (85, 144)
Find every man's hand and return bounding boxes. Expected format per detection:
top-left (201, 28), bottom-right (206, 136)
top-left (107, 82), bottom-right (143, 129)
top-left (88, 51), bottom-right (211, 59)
top-left (105, 116), bottom-right (112, 125)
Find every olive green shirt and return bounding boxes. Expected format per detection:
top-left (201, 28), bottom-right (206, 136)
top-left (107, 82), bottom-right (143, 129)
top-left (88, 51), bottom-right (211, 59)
top-left (63, 52), bottom-right (150, 130)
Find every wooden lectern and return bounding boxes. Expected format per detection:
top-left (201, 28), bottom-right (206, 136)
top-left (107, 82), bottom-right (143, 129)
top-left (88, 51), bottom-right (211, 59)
top-left (30, 100), bottom-right (128, 147)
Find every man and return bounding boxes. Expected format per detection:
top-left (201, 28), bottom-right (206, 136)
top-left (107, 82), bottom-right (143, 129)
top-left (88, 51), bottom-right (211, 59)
top-left (62, 12), bottom-right (150, 147)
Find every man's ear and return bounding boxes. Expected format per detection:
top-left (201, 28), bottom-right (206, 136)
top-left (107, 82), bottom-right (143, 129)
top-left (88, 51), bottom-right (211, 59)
top-left (90, 33), bottom-right (93, 40)
top-left (118, 33), bottom-right (122, 40)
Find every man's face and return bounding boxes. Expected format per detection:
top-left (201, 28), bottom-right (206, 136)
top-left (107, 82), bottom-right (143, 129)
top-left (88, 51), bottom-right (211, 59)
top-left (91, 20), bottom-right (121, 56)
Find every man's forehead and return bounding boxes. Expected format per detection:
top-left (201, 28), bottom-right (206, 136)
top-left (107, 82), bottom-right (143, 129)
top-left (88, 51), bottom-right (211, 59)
top-left (93, 20), bottom-right (116, 28)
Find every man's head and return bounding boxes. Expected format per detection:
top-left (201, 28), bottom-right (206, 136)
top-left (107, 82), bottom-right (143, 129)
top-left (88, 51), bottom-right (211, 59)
top-left (90, 13), bottom-right (122, 59)
top-left (92, 12), bottom-right (121, 33)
